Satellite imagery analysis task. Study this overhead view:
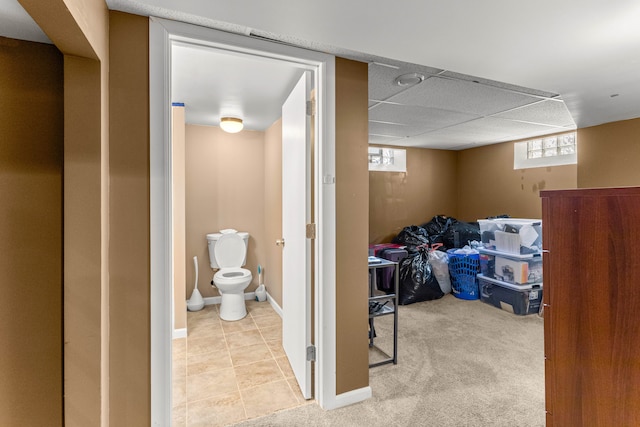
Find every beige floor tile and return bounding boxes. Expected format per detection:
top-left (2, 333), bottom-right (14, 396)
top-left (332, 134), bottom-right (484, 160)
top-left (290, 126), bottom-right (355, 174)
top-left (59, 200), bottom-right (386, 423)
top-left (265, 340), bottom-right (286, 359)
top-left (173, 353), bottom-right (187, 379)
top-left (287, 377), bottom-right (307, 404)
top-left (241, 379), bottom-right (299, 419)
top-left (187, 305), bottom-right (217, 321)
top-left (187, 324), bottom-right (225, 341)
top-left (253, 312), bottom-right (282, 330)
top-left (275, 356), bottom-right (295, 379)
top-left (259, 325), bottom-right (282, 341)
top-left (187, 368), bottom-right (238, 402)
top-left (187, 391), bottom-right (246, 427)
top-left (173, 337), bottom-right (187, 356)
top-left (221, 316), bottom-right (258, 334)
top-left (234, 359), bottom-right (284, 390)
top-left (229, 342), bottom-right (273, 367)
top-left (187, 348), bottom-right (232, 376)
top-left (172, 403), bottom-right (186, 427)
top-left (246, 301), bottom-right (276, 317)
top-left (188, 335), bottom-right (227, 355)
top-left (225, 329), bottom-right (265, 350)
top-left (173, 374), bottom-right (187, 407)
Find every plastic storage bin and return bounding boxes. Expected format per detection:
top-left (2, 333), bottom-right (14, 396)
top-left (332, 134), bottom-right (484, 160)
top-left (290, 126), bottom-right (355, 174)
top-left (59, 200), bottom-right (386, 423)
top-left (447, 249), bottom-right (480, 300)
top-left (479, 252), bottom-right (542, 284)
top-left (477, 218), bottom-right (542, 255)
top-left (478, 274), bottom-right (542, 315)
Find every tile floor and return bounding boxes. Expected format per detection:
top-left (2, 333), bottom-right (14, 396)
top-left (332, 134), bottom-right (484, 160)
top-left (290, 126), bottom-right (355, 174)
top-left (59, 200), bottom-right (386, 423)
top-left (172, 300), bottom-right (311, 426)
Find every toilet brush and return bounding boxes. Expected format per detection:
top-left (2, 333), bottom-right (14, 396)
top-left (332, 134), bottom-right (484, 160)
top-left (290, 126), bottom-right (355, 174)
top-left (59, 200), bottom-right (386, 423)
top-left (187, 256), bottom-right (205, 311)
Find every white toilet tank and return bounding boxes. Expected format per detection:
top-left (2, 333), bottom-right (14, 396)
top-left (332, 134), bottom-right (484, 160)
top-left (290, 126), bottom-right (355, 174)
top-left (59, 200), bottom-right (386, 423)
top-left (206, 231), bottom-right (249, 268)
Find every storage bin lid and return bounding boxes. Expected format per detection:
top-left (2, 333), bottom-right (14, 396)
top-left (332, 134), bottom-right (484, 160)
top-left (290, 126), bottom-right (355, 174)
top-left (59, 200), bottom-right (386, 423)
top-left (478, 274), bottom-right (543, 291)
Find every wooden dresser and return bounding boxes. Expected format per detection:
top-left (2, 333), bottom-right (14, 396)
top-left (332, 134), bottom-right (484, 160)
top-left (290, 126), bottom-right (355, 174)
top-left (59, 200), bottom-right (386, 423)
top-left (541, 187), bottom-right (640, 426)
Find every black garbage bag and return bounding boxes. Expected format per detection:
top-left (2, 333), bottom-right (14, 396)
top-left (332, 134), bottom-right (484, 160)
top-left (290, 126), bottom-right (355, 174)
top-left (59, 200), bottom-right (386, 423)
top-left (398, 246), bottom-right (444, 305)
top-left (392, 225), bottom-right (429, 251)
top-left (443, 220), bottom-right (481, 249)
top-left (421, 215), bottom-right (455, 247)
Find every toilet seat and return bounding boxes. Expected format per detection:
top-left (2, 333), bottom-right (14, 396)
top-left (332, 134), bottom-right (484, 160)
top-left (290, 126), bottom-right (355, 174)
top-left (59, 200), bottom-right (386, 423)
top-left (214, 267), bottom-right (251, 285)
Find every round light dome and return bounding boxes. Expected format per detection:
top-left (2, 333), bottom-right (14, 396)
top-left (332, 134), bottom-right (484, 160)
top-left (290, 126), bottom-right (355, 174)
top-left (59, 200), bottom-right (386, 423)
top-left (220, 117), bottom-right (243, 133)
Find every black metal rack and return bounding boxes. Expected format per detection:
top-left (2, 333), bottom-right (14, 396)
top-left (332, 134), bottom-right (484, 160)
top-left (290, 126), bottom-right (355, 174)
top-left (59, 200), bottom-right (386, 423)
top-left (368, 257), bottom-right (399, 367)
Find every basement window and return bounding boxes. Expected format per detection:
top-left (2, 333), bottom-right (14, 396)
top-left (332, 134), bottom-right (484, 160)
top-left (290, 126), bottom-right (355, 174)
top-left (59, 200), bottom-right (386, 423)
top-left (514, 132), bottom-right (577, 169)
top-left (368, 147), bottom-right (406, 172)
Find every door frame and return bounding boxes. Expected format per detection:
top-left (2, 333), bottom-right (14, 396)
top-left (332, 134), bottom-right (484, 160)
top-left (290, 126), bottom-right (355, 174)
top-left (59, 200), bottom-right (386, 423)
top-left (149, 18), bottom-right (338, 424)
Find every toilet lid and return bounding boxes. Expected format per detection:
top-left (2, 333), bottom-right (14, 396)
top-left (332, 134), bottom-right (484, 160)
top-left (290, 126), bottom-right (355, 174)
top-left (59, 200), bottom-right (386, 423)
top-left (214, 232), bottom-right (246, 268)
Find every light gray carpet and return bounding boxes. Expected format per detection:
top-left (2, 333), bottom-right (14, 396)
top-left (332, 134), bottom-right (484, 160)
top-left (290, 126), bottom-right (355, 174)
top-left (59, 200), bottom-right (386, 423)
top-left (235, 294), bottom-right (545, 427)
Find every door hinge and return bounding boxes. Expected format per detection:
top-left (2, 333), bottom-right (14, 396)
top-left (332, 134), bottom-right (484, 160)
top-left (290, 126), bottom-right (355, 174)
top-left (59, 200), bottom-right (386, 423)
top-left (306, 345), bottom-right (316, 361)
top-left (306, 223), bottom-right (316, 239)
top-left (306, 100), bottom-right (315, 116)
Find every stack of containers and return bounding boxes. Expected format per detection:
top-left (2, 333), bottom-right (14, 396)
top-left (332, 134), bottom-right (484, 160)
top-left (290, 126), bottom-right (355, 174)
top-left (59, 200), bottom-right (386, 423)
top-left (476, 218), bottom-right (543, 315)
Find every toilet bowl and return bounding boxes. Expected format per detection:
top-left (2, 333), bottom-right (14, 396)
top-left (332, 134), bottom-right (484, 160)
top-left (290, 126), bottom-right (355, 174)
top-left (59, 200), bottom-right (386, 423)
top-left (208, 231), bottom-right (252, 321)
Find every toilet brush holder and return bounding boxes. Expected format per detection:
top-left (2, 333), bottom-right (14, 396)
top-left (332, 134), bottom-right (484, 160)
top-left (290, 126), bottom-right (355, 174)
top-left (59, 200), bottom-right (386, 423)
top-left (255, 284), bottom-right (267, 302)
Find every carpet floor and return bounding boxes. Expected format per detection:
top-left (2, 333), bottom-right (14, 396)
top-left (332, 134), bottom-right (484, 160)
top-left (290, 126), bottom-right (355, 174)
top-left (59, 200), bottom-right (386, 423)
top-left (234, 293), bottom-right (545, 427)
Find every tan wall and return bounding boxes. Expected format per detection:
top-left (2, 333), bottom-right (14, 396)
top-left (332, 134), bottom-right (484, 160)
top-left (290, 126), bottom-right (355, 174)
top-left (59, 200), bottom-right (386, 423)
top-left (264, 119), bottom-right (284, 305)
top-left (20, 0), bottom-right (111, 424)
top-left (457, 140), bottom-right (577, 221)
top-left (577, 117), bottom-right (640, 188)
top-left (185, 125), bottom-right (267, 299)
top-left (172, 106), bottom-right (187, 330)
top-left (335, 57), bottom-right (370, 394)
top-left (369, 147), bottom-right (458, 243)
top-left (109, 11), bottom-right (150, 426)
top-left (0, 36), bottom-right (63, 427)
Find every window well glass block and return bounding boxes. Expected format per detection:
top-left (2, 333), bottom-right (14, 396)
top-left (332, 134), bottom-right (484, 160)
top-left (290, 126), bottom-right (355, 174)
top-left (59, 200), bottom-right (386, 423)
top-left (543, 137), bottom-right (558, 149)
top-left (560, 145), bottom-right (575, 155)
top-left (528, 139), bottom-right (542, 150)
top-left (544, 148), bottom-right (558, 157)
top-left (528, 149), bottom-right (543, 159)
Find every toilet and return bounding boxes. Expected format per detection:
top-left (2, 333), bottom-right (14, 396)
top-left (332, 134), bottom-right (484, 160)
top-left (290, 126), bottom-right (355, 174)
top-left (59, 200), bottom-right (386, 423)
top-left (207, 230), bottom-right (252, 321)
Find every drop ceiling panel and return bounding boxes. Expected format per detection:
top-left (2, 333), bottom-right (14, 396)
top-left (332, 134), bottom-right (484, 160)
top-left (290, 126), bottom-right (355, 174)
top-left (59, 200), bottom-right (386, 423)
top-left (388, 76), bottom-right (541, 116)
top-left (440, 71), bottom-right (559, 99)
top-left (492, 99), bottom-right (576, 127)
top-left (369, 121), bottom-right (435, 138)
top-left (369, 103), bottom-right (479, 129)
top-left (369, 134), bottom-right (404, 145)
top-left (423, 116), bottom-right (564, 145)
top-left (369, 61), bottom-right (442, 102)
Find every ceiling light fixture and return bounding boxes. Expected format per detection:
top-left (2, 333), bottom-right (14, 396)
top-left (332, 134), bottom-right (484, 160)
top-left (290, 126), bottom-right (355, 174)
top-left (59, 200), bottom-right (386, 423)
top-left (220, 117), bottom-right (243, 133)
top-left (395, 72), bottom-right (425, 87)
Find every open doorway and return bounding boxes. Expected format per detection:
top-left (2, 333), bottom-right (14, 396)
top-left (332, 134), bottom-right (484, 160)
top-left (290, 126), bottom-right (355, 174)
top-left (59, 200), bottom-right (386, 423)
top-left (149, 18), bottom-right (339, 425)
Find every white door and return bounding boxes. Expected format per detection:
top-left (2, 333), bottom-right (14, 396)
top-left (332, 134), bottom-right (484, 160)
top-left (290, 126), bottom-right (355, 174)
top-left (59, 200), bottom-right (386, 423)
top-left (281, 71), bottom-right (312, 399)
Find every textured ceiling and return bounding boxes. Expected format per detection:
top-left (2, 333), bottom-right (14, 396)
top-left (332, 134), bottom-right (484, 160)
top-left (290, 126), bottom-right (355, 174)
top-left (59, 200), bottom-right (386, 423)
top-left (14, 0), bottom-right (640, 150)
top-left (367, 62), bottom-right (574, 149)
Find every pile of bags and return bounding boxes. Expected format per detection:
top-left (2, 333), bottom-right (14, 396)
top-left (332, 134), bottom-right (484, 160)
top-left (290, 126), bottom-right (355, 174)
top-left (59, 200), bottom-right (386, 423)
top-left (390, 215), bottom-right (481, 305)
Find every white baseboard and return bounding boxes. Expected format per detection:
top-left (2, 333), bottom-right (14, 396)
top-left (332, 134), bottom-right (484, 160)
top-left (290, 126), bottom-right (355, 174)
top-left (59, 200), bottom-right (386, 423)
top-left (172, 328), bottom-right (187, 339)
top-left (322, 386), bottom-right (372, 410)
top-left (267, 292), bottom-right (283, 318)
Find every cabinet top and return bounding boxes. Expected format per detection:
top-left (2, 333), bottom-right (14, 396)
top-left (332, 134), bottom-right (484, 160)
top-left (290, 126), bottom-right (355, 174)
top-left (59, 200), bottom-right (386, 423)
top-left (540, 186), bottom-right (640, 198)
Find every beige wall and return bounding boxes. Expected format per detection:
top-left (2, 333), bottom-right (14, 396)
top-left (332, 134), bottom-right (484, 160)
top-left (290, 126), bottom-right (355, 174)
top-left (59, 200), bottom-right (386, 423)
top-left (0, 36), bottom-right (63, 427)
top-left (457, 140), bottom-right (577, 221)
top-left (109, 11), bottom-right (150, 426)
top-left (335, 57), bottom-right (370, 394)
top-left (369, 147), bottom-right (458, 243)
top-left (577, 117), bottom-right (640, 188)
top-left (20, 0), bottom-right (111, 424)
top-left (172, 106), bottom-right (187, 330)
top-left (185, 125), bottom-right (268, 299)
top-left (264, 119), bottom-right (284, 305)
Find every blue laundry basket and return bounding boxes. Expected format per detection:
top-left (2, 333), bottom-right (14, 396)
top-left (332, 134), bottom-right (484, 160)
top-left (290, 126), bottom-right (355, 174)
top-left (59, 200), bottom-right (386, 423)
top-left (447, 249), bottom-right (480, 300)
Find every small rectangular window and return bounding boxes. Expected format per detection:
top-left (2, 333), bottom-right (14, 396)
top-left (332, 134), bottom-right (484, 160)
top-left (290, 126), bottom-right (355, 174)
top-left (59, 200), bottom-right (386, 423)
top-left (368, 147), bottom-right (406, 172)
top-left (515, 132), bottom-right (577, 169)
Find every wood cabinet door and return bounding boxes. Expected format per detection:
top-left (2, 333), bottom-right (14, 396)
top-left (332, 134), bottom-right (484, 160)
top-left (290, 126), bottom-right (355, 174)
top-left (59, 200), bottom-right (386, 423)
top-left (542, 188), bottom-right (640, 426)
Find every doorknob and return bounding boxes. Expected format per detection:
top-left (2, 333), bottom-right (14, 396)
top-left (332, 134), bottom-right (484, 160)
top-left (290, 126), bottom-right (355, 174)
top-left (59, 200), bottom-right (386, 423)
top-left (276, 238), bottom-right (285, 247)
